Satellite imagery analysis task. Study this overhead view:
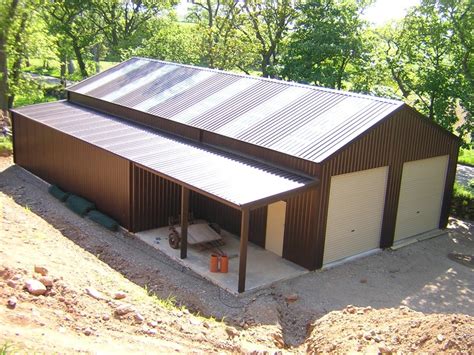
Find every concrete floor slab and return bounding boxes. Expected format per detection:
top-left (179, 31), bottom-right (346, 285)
top-left (136, 224), bottom-right (307, 295)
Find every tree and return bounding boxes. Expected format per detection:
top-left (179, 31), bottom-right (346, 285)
top-left (90, 0), bottom-right (173, 60)
top-left (281, 0), bottom-right (369, 89)
top-left (132, 17), bottom-right (202, 65)
top-left (188, 0), bottom-right (256, 71)
top-left (380, 3), bottom-right (460, 130)
top-left (433, 0), bottom-right (473, 141)
top-left (0, 0), bottom-right (20, 125)
top-left (42, 0), bottom-right (97, 78)
top-left (237, 0), bottom-right (296, 78)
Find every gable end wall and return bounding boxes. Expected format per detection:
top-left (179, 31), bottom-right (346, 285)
top-left (312, 105), bottom-right (460, 269)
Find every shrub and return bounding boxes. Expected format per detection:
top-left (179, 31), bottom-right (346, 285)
top-left (451, 183), bottom-right (474, 220)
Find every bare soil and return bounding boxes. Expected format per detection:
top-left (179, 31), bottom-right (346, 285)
top-left (1, 156), bottom-right (473, 353)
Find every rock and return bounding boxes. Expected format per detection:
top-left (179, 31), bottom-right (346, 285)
top-left (7, 280), bottom-right (17, 288)
top-left (85, 287), bottom-right (105, 300)
top-left (147, 321), bottom-right (158, 328)
top-left (39, 276), bottom-right (54, 287)
top-left (203, 321), bottom-right (210, 329)
top-left (363, 332), bottom-right (372, 340)
top-left (7, 296), bottom-right (18, 309)
top-left (346, 305), bottom-right (356, 314)
top-left (102, 314), bottom-right (110, 321)
top-left (83, 328), bottom-right (92, 336)
top-left (34, 266), bottom-right (48, 276)
top-left (410, 320), bottom-right (421, 328)
top-left (378, 344), bottom-right (392, 353)
top-left (225, 326), bottom-right (239, 339)
top-left (360, 278), bottom-right (368, 283)
top-left (284, 294), bottom-right (298, 302)
top-left (146, 328), bottom-right (157, 336)
top-left (25, 279), bottom-right (47, 296)
top-left (442, 340), bottom-right (456, 350)
top-left (436, 334), bottom-right (445, 343)
top-left (374, 335), bottom-right (383, 343)
top-left (114, 303), bottom-right (135, 316)
top-left (114, 291), bottom-right (126, 300)
top-left (12, 274), bottom-right (22, 281)
top-left (134, 312), bottom-right (145, 323)
top-left (189, 318), bottom-right (201, 326)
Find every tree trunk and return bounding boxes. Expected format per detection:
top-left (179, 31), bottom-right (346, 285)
top-left (93, 44), bottom-right (100, 73)
top-left (67, 59), bottom-right (75, 75)
top-left (60, 54), bottom-right (67, 87)
top-left (71, 39), bottom-right (88, 78)
top-left (0, 37), bottom-right (9, 125)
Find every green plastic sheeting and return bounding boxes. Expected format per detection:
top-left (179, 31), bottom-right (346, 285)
top-left (87, 210), bottom-right (119, 231)
top-left (66, 195), bottom-right (96, 216)
top-left (48, 185), bottom-right (69, 202)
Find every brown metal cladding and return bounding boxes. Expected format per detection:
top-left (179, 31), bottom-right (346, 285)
top-left (12, 112), bottom-right (131, 229)
top-left (312, 105), bottom-right (460, 269)
top-left (70, 92), bottom-right (202, 142)
top-left (282, 187), bottom-right (319, 269)
top-left (132, 165), bottom-right (268, 245)
top-left (131, 165), bottom-right (181, 232)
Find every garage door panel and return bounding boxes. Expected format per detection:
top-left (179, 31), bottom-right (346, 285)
top-left (323, 166), bottom-right (388, 264)
top-left (394, 155), bottom-right (448, 241)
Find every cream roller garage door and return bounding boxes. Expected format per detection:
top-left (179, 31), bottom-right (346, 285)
top-left (323, 166), bottom-right (389, 264)
top-left (394, 155), bottom-right (449, 242)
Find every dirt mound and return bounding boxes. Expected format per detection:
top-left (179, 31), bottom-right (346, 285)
top-left (306, 305), bottom-right (474, 353)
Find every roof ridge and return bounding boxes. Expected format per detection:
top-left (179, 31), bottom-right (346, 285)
top-left (131, 56), bottom-right (403, 106)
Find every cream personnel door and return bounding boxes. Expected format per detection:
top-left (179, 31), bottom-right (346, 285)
top-left (265, 201), bottom-right (287, 256)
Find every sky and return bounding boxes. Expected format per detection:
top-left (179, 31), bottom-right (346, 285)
top-left (363, 0), bottom-right (421, 26)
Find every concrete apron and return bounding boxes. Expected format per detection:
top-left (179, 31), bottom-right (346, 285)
top-left (136, 226), bottom-right (308, 296)
top-left (391, 229), bottom-right (447, 250)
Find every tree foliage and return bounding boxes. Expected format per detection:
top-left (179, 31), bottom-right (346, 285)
top-left (0, 0), bottom-right (471, 144)
top-left (281, 0), bottom-right (369, 89)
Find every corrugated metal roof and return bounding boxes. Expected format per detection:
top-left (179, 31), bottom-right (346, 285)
top-left (68, 58), bottom-right (403, 163)
top-left (13, 101), bottom-right (313, 208)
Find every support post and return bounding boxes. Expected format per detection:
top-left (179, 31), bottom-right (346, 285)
top-left (238, 208), bottom-right (250, 293)
top-left (180, 186), bottom-right (189, 259)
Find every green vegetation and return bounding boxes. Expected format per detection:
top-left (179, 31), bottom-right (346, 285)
top-left (0, 341), bottom-right (16, 355)
top-left (458, 148), bottom-right (474, 166)
top-left (0, 136), bottom-right (12, 154)
top-left (0, 0), bottom-right (472, 141)
top-left (452, 182), bottom-right (474, 220)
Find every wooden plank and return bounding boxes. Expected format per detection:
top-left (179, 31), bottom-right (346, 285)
top-left (238, 208), bottom-right (250, 293)
top-left (180, 187), bottom-right (189, 259)
top-left (176, 223), bottom-right (221, 245)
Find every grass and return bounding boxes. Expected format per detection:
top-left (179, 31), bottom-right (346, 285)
top-left (13, 94), bottom-right (57, 108)
top-left (458, 148), bottom-right (474, 166)
top-left (0, 136), bottom-right (12, 153)
top-left (24, 58), bottom-right (119, 80)
top-left (0, 341), bottom-right (17, 355)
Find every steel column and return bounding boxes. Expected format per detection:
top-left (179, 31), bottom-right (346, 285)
top-left (180, 186), bottom-right (189, 259)
top-left (238, 208), bottom-right (250, 293)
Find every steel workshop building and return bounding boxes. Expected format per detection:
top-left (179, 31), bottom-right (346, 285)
top-left (11, 58), bottom-right (460, 292)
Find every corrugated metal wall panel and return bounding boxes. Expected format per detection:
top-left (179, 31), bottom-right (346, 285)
top-left (12, 113), bottom-right (131, 229)
top-left (132, 164), bottom-right (268, 245)
top-left (132, 165), bottom-right (182, 232)
top-left (314, 106), bottom-right (460, 269)
top-left (282, 187), bottom-right (319, 269)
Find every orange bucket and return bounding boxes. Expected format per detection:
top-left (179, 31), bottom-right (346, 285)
top-left (220, 255), bottom-right (228, 273)
top-left (210, 254), bottom-right (219, 272)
